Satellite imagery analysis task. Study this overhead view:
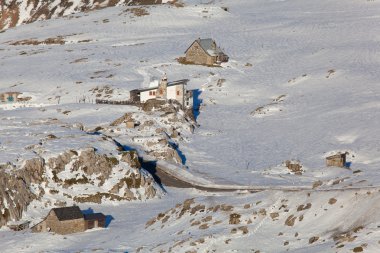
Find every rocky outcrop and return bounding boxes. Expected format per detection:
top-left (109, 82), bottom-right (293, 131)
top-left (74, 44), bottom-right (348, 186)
top-left (121, 150), bottom-right (141, 169)
top-left (0, 159), bottom-right (45, 227)
top-left (0, 0), bottom-right (162, 31)
top-left (142, 99), bottom-right (167, 112)
top-left (0, 147), bottom-right (159, 227)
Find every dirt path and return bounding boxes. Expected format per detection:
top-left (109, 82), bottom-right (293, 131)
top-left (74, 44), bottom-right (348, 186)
top-left (141, 160), bottom-right (239, 192)
top-left (143, 159), bottom-right (380, 193)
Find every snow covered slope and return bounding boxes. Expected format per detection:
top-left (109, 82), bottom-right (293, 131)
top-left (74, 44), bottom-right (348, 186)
top-left (0, 0), bottom-right (380, 252)
top-left (0, 0), bottom-right (162, 31)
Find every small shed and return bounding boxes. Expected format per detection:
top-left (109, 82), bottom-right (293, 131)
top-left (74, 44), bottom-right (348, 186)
top-left (326, 153), bottom-right (346, 167)
top-left (84, 213), bottom-right (106, 229)
top-left (126, 120), bottom-right (135, 129)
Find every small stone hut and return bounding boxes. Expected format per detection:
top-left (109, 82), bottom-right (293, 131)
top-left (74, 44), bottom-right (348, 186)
top-left (126, 120), bottom-right (135, 129)
top-left (32, 206), bottom-right (85, 235)
top-left (32, 206), bottom-right (106, 235)
top-left (0, 92), bottom-right (21, 102)
top-left (326, 153), bottom-right (346, 167)
top-left (84, 213), bottom-right (106, 229)
top-left (184, 38), bottom-right (228, 65)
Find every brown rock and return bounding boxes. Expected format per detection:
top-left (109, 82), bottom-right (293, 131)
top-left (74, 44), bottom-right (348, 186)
top-left (309, 236), bottom-right (319, 244)
top-left (121, 150), bottom-right (141, 169)
top-left (270, 212), bottom-right (279, 220)
top-left (285, 215), bottom-right (297, 226)
top-left (229, 213), bottom-right (241, 225)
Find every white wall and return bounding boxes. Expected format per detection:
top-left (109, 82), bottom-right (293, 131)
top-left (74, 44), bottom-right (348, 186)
top-left (167, 84), bottom-right (184, 105)
top-left (140, 84), bottom-right (190, 108)
top-left (140, 89), bottom-right (157, 103)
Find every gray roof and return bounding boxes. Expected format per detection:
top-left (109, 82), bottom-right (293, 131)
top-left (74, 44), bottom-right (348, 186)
top-left (52, 206), bottom-right (83, 221)
top-left (134, 79), bottom-right (189, 93)
top-left (186, 38), bottom-right (224, 57)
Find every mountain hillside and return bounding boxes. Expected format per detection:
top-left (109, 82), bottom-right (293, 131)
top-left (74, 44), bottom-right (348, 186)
top-left (0, 0), bottom-right (162, 31)
top-left (1, 0), bottom-right (380, 252)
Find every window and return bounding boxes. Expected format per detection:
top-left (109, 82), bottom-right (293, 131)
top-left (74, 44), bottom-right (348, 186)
top-left (149, 91), bottom-right (152, 96)
top-left (153, 91), bottom-right (156, 95)
top-left (177, 91), bottom-right (180, 96)
top-left (160, 90), bottom-right (163, 95)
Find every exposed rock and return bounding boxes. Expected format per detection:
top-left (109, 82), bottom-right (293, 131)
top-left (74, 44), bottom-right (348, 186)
top-left (199, 223), bottom-right (209, 229)
top-left (353, 246), bottom-right (363, 252)
top-left (285, 215), bottom-right (297, 226)
top-left (178, 198), bottom-right (195, 218)
top-left (121, 150), bottom-right (141, 169)
top-left (145, 185), bottom-right (156, 199)
top-left (0, 0), bottom-right (163, 31)
top-left (111, 113), bottom-right (133, 126)
top-left (221, 204), bottom-right (234, 212)
top-left (70, 148), bottom-right (119, 182)
top-left (309, 236), bottom-right (319, 244)
top-left (229, 213), bottom-right (241, 225)
top-left (18, 158), bottom-right (45, 184)
top-left (270, 212), bottom-right (279, 220)
top-left (0, 170), bottom-right (37, 227)
top-left (142, 99), bottom-right (167, 112)
top-left (312, 180), bottom-right (323, 189)
top-left (190, 204), bottom-right (205, 214)
top-left (297, 203), bottom-right (312, 211)
top-left (0, 147), bottom-right (158, 227)
top-left (47, 150), bottom-right (76, 175)
top-left (285, 160), bottom-right (303, 175)
top-left (239, 226), bottom-right (249, 234)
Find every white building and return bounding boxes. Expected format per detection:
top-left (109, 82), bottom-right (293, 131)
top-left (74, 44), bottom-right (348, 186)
top-left (130, 74), bottom-right (193, 109)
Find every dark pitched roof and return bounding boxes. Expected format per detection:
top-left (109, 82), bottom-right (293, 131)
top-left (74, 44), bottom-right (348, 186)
top-left (326, 153), bottom-right (345, 159)
top-left (84, 213), bottom-right (106, 221)
top-left (52, 206), bottom-right (84, 221)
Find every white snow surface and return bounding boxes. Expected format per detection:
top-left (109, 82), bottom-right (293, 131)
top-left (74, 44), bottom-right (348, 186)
top-left (1, 0), bottom-right (380, 252)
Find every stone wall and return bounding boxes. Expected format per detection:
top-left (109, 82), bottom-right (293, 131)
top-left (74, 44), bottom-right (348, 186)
top-left (326, 154), bottom-right (346, 167)
top-left (34, 211), bottom-right (86, 234)
top-left (186, 42), bottom-right (215, 65)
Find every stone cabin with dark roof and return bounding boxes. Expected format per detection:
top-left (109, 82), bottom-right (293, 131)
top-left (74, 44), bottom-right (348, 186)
top-left (32, 206), bottom-right (106, 235)
top-left (184, 38), bottom-right (229, 65)
top-left (326, 153), bottom-right (347, 168)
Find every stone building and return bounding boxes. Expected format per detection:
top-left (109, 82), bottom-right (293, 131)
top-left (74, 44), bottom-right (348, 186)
top-left (326, 153), bottom-right (347, 167)
top-left (130, 74), bottom-right (193, 109)
top-left (184, 38), bottom-right (228, 65)
top-left (0, 92), bottom-right (21, 102)
top-left (84, 213), bottom-right (106, 230)
top-left (32, 206), bottom-right (106, 235)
